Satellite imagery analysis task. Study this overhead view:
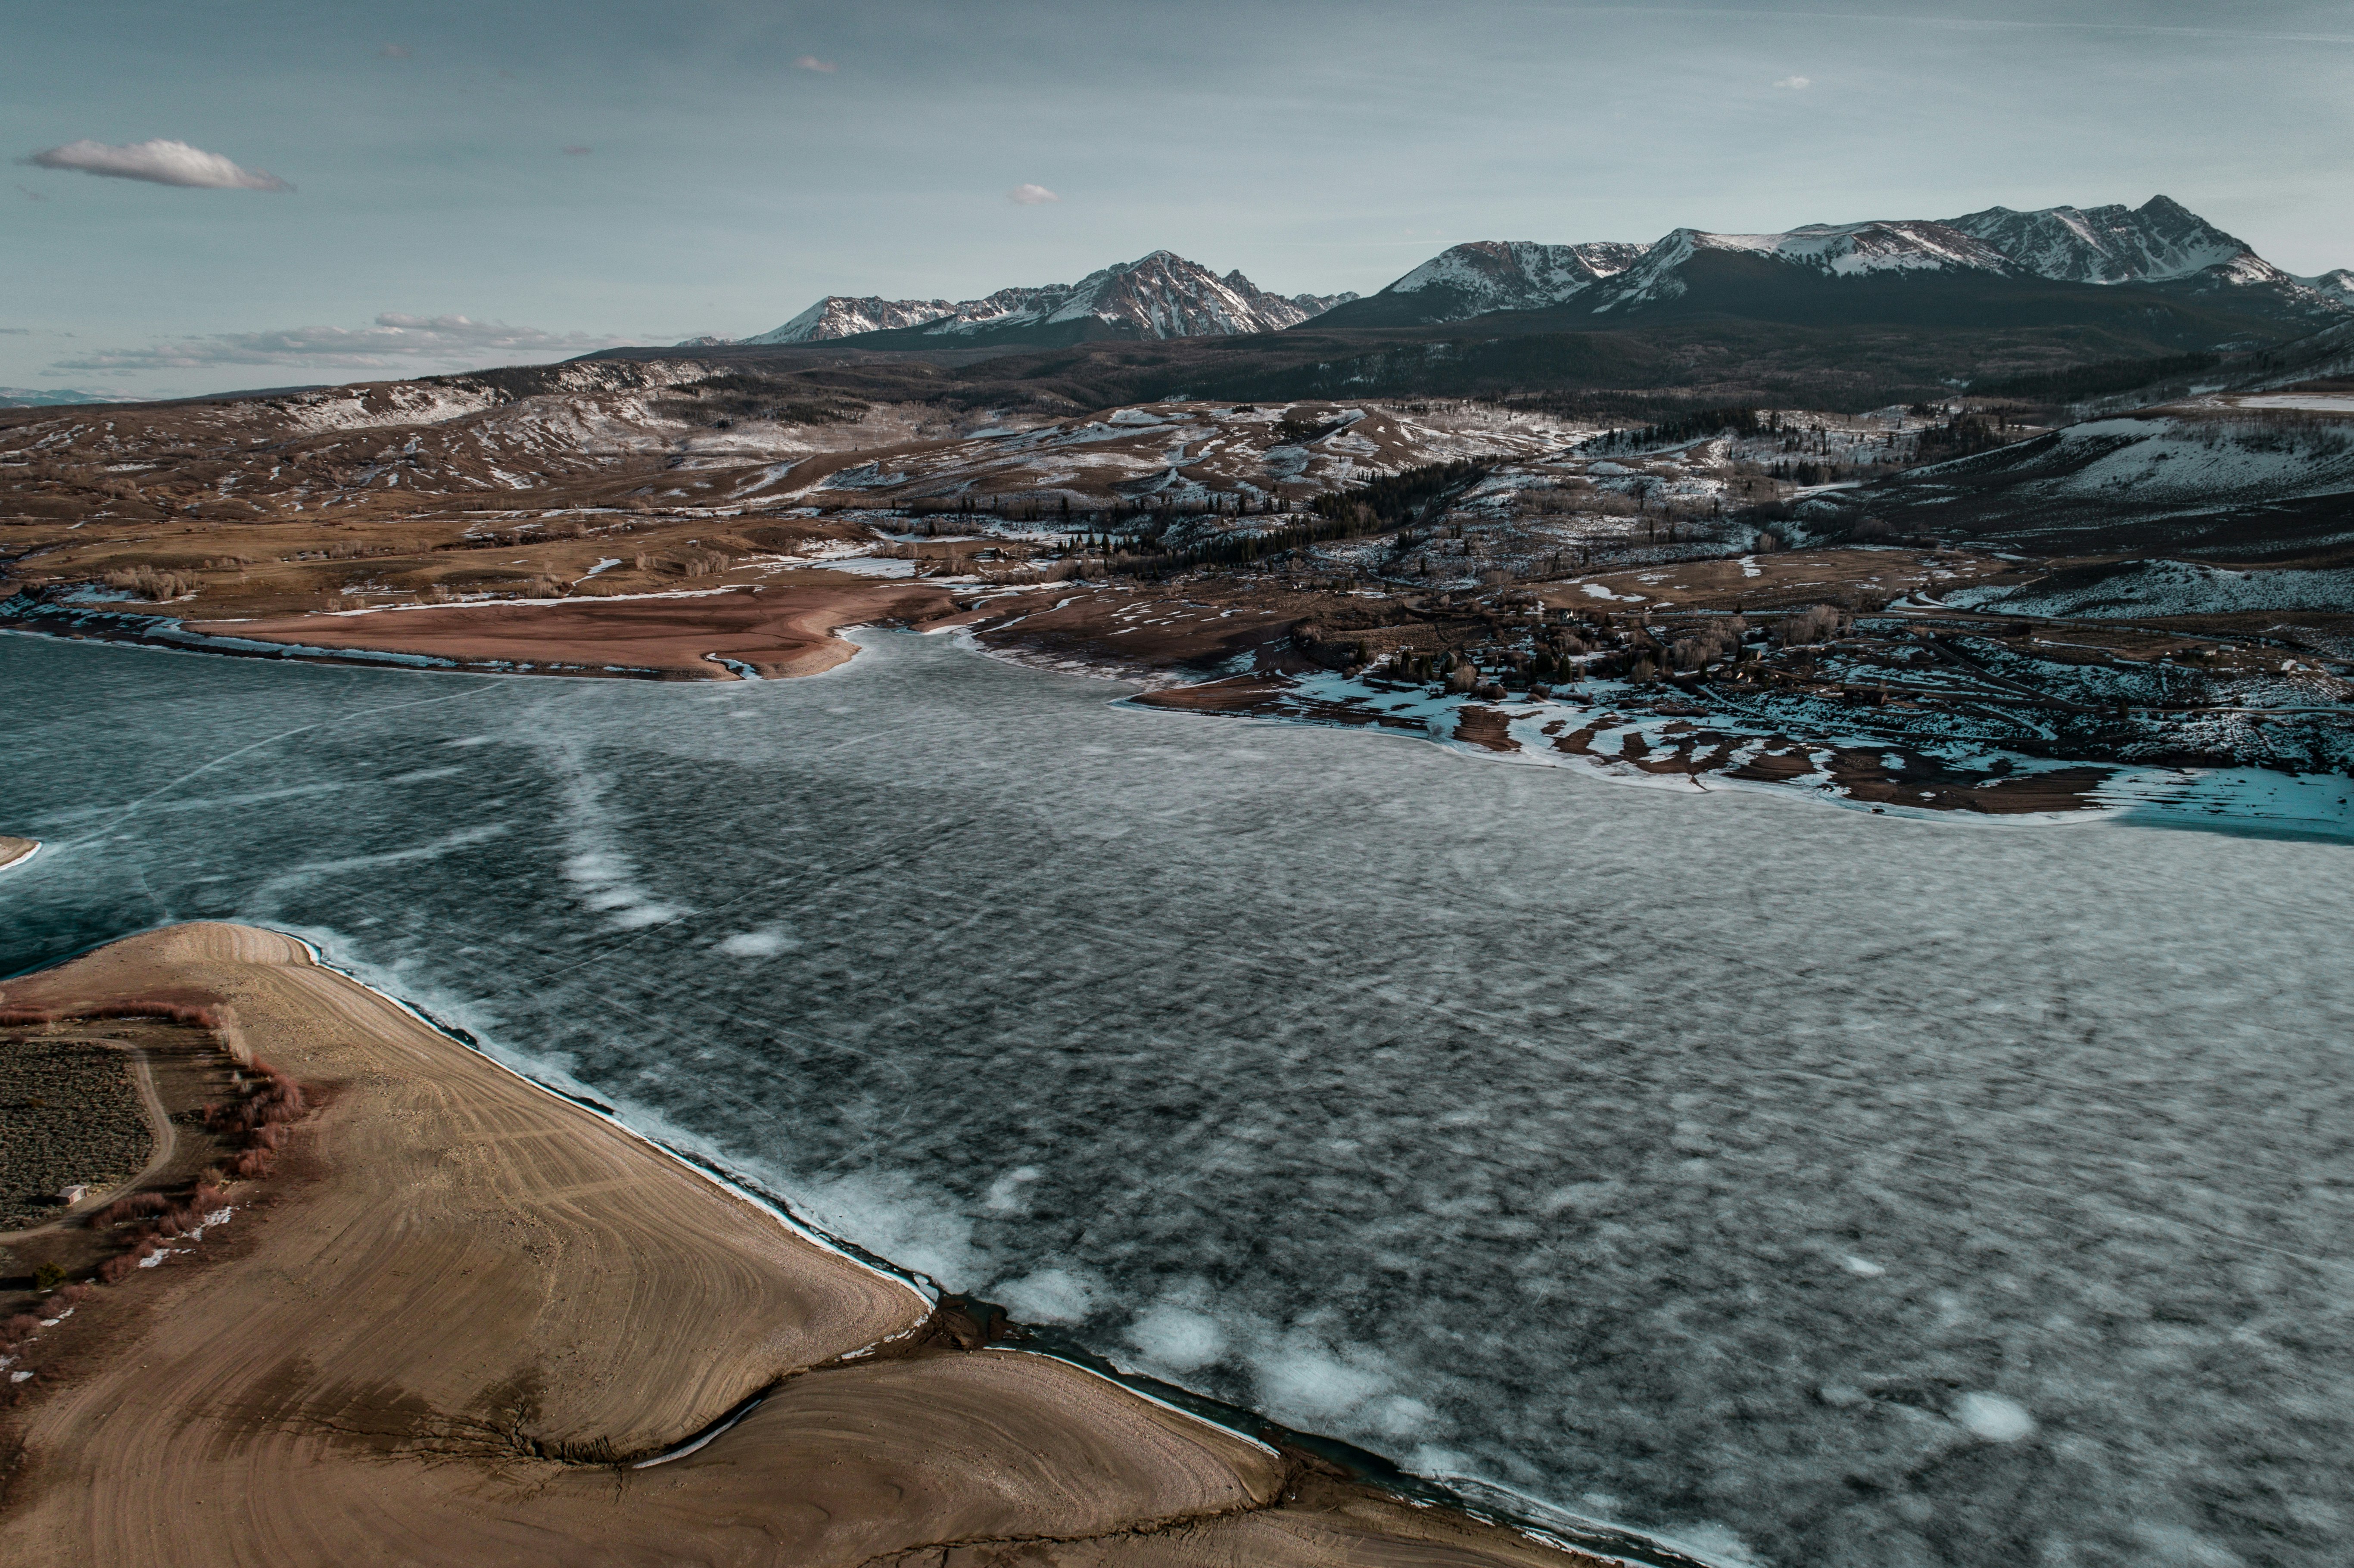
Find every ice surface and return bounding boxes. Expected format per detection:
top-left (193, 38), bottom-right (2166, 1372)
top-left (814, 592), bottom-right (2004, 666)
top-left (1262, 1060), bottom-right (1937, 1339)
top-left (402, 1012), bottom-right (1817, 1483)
top-left (6, 631), bottom-right (2353, 1568)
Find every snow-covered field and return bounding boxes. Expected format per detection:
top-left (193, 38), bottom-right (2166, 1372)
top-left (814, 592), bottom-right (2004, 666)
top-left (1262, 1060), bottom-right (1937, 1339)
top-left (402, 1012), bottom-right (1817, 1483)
top-left (1947, 559), bottom-right (2354, 619)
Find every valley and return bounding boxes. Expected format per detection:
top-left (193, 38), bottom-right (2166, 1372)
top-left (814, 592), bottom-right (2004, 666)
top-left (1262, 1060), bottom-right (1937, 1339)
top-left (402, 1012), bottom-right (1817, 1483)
top-left (6, 348), bottom-right (2347, 818)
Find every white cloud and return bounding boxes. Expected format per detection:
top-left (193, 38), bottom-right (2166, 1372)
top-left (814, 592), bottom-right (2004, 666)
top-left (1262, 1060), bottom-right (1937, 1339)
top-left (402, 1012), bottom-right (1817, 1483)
top-left (561, 144), bottom-right (592, 156)
top-left (51, 313), bottom-right (635, 373)
top-left (22, 139), bottom-right (291, 192)
top-left (1007, 183), bottom-right (1059, 205)
top-left (1774, 75), bottom-right (1812, 89)
top-left (794, 55), bottom-right (838, 72)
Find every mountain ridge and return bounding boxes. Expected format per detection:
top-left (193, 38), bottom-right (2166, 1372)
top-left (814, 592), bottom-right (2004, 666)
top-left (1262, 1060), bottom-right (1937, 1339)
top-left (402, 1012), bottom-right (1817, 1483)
top-left (682, 198), bottom-right (2339, 353)
top-left (1330, 196), bottom-right (2343, 330)
top-left (703, 251), bottom-right (1358, 350)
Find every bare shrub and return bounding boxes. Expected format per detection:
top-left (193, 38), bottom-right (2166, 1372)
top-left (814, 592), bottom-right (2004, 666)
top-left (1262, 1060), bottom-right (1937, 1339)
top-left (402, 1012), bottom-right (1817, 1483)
top-left (89, 1190), bottom-right (170, 1228)
top-left (1777, 604), bottom-right (1847, 646)
top-left (1668, 629), bottom-right (1735, 671)
top-left (101, 567), bottom-right (197, 601)
top-left (97, 1241), bottom-right (156, 1284)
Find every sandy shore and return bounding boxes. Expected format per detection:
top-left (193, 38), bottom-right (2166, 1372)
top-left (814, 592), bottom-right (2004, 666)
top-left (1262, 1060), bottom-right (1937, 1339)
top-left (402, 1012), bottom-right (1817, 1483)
top-left (0, 838), bottom-right (36, 874)
top-left (0, 924), bottom-right (1596, 1567)
top-left (6, 576), bottom-right (960, 682)
top-left (222, 576), bottom-right (961, 679)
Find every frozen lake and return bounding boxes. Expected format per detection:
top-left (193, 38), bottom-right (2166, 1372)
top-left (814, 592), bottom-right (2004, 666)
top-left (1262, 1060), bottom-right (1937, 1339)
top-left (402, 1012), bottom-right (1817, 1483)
top-left (6, 629), bottom-right (2350, 1568)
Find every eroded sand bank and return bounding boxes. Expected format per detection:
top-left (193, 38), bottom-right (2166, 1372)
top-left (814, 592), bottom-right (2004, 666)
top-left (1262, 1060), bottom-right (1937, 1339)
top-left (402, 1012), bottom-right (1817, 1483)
top-left (0, 924), bottom-right (1596, 1568)
top-left (227, 576), bottom-right (959, 678)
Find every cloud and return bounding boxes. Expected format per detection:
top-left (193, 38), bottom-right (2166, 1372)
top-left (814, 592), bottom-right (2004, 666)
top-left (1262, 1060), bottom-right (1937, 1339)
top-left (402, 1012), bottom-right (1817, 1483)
top-left (379, 44), bottom-right (411, 59)
top-left (51, 313), bottom-right (634, 373)
top-left (561, 144), bottom-right (592, 156)
top-left (15, 184), bottom-right (45, 202)
top-left (1774, 75), bottom-right (1811, 89)
top-left (794, 55), bottom-right (837, 72)
top-left (1007, 183), bottom-right (1059, 205)
top-left (0, 327), bottom-right (28, 336)
top-left (21, 139), bottom-right (291, 191)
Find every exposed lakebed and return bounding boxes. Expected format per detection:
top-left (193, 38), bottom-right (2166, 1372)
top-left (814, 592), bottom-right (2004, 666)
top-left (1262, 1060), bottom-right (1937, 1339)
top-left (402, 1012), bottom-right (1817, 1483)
top-left (5, 629), bottom-right (2350, 1568)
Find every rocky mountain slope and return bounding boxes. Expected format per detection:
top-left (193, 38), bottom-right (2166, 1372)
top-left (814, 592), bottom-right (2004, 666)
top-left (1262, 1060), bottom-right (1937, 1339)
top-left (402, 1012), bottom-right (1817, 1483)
top-left (660, 199), bottom-right (2335, 374)
top-left (722, 252), bottom-right (1355, 349)
top-left (1313, 241), bottom-right (1645, 328)
top-left (1947, 196), bottom-right (2275, 286)
top-left (1331, 196), bottom-right (2343, 331)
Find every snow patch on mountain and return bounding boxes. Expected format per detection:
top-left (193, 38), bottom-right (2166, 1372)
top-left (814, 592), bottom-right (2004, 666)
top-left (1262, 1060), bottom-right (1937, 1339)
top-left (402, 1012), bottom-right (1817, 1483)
top-left (732, 254), bottom-right (1357, 348)
top-left (1380, 240), bottom-right (1644, 314)
top-left (1910, 415), bottom-right (2354, 510)
top-left (740, 295), bottom-right (963, 345)
top-left (1946, 196), bottom-right (2261, 286)
top-left (1947, 558), bottom-right (2354, 619)
top-left (1593, 221), bottom-right (2019, 311)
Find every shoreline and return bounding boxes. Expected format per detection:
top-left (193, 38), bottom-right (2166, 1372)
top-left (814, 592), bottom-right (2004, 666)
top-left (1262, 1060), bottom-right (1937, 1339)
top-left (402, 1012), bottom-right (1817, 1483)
top-left (0, 574), bottom-right (967, 683)
top-left (0, 838), bottom-right (37, 876)
top-left (243, 930), bottom-right (1732, 1568)
top-left (1121, 669), bottom-right (2354, 839)
top-left (0, 923), bottom-right (1621, 1568)
top-left (10, 587), bottom-right (2345, 837)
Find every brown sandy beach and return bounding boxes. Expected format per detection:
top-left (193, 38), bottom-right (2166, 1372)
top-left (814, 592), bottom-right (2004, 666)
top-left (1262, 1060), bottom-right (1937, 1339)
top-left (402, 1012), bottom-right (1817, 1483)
top-left (219, 574), bottom-right (961, 680)
top-left (0, 924), bottom-right (1597, 1568)
top-left (0, 838), bottom-right (37, 874)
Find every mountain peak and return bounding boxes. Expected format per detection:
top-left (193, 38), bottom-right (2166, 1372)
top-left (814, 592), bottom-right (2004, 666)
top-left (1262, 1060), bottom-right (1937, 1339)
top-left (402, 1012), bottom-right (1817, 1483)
top-left (1946, 197), bottom-right (2262, 285)
top-left (1314, 239), bottom-right (1645, 328)
top-left (738, 251), bottom-right (1352, 348)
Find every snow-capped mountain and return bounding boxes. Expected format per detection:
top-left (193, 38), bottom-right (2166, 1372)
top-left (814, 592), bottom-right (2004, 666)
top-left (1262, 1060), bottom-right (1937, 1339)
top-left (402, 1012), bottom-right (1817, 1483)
top-left (723, 253), bottom-right (1357, 349)
top-left (1591, 220), bottom-right (2021, 311)
top-left (1946, 196), bottom-right (2273, 286)
top-left (1330, 197), bottom-right (2343, 330)
top-left (0, 386), bottom-right (136, 408)
top-left (1316, 241), bottom-right (1644, 327)
top-left (739, 295), bottom-right (971, 345)
top-left (673, 200), bottom-right (2342, 354)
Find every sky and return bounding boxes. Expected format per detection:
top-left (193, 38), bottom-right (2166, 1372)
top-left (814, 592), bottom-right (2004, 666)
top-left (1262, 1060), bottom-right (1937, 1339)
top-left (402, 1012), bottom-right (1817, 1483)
top-left (6, 0), bottom-right (2352, 398)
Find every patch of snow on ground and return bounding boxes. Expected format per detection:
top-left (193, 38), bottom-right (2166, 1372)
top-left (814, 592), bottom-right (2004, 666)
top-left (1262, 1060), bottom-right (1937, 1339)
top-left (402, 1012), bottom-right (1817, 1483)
top-left (781, 556), bottom-right (918, 579)
top-left (1947, 560), bottom-right (2354, 619)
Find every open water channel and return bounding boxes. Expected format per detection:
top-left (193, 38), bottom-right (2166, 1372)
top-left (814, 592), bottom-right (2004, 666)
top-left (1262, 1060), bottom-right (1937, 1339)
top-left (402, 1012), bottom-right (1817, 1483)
top-left (5, 628), bottom-right (2350, 1568)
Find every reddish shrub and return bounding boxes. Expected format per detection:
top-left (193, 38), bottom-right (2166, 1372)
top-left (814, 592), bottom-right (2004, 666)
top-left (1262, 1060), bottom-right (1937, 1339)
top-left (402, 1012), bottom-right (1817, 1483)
top-left (89, 1191), bottom-right (170, 1228)
top-left (97, 1239), bottom-right (159, 1285)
